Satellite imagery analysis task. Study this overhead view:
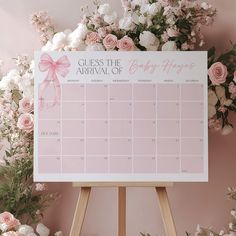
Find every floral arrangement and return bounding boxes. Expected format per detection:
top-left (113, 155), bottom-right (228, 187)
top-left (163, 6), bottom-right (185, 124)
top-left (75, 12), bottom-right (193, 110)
top-left (0, 211), bottom-right (62, 236)
top-left (208, 44), bottom-right (236, 135)
top-left (0, 55), bottom-right (58, 225)
top-left (37, 0), bottom-right (216, 52)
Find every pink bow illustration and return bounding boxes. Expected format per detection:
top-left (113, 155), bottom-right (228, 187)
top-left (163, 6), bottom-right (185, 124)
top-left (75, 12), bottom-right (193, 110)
top-left (38, 53), bottom-right (70, 110)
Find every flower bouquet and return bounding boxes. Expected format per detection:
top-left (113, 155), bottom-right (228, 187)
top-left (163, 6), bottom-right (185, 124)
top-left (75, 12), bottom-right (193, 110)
top-left (0, 211), bottom-right (62, 236)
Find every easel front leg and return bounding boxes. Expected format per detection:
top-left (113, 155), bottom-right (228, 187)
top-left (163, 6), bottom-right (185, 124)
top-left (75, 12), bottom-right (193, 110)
top-left (156, 187), bottom-right (177, 236)
top-left (118, 187), bottom-right (126, 236)
top-left (70, 187), bottom-right (91, 236)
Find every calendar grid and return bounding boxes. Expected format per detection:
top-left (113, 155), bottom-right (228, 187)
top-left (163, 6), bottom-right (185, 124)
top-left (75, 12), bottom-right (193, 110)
top-left (37, 83), bottom-right (205, 176)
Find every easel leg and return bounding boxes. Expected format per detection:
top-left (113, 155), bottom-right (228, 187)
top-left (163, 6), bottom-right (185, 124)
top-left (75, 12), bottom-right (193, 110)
top-left (70, 187), bottom-right (91, 236)
top-left (156, 187), bottom-right (177, 236)
top-left (118, 187), bottom-right (126, 236)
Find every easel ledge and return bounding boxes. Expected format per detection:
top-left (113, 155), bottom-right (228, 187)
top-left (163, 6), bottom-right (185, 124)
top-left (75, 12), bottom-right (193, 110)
top-left (70, 182), bottom-right (176, 236)
top-left (72, 182), bottom-right (173, 187)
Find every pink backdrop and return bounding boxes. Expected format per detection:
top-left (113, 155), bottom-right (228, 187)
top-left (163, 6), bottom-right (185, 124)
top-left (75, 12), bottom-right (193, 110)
top-left (1, 0), bottom-right (236, 235)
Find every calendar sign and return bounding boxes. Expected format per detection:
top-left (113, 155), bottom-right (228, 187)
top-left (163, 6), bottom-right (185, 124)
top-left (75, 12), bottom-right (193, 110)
top-left (34, 51), bottom-right (208, 182)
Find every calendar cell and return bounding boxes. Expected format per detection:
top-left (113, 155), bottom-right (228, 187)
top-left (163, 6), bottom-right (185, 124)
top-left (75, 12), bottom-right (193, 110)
top-left (62, 102), bottom-right (84, 119)
top-left (39, 120), bottom-right (60, 137)
top-left (157, 84), bottom-right (179, 101)
top-left (181, 84), bottom-right (203, 101)
top-left (110, 138), bottom-right (132, 156)
top-left (110, 120), bottom-right (132, 137)
top-left (110, 102), bottom-right (132, 119)
top-left (110, 156), bottom-right (132, 173)
top-left (38, 138), bottom-right (60, 156)
top-left (181, 156), bottom-right (204, 173)
top-left (62, 84), bottom-right (84, 101)
top-left (109, 84), bottom-right (132, 101)
top-left (86, 156), bottom-right (108, 173)
top-left (133, 84), bottom-right (156, 101)
top-left (133, 138), bottom-right (156, 156)
top-left (38, 157), bottom-right (61, 173)
top-left (62, 138), bottom-right (84, 156)
top-left (86, 84), bottom-right (108, 101)
top-left (157, 156), bottom-right (180, 173)
top-left (62, 120), bottom-right (84, 137)
top-left (86, 120), bottom-right (108, 137)
top-left (133, 102), bottom-right (156, 119)
top-left (62, 157), bottom-right (84, 173)
top-left (86, 138), bottom-right (108, 155)
top-left (133, 156), bottom-right (156, 173)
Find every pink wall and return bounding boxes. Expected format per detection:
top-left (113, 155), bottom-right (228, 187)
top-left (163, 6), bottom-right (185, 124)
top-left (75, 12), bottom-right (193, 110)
top-left (1, 0), bottom-right (236, 235)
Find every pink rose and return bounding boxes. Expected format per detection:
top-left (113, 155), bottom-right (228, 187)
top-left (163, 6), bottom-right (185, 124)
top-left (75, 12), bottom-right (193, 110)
top-left (17, 113), bottom-right (34, 133)
top-left (0, 212), bottom-right (20, 231)
top-left (85, 32), bottom-right (100, 45)
top-left (167, 28), bottom-right (179, 37)
top-left (208, 62), bottom-right (228, 85)
top-left (19, 97), bottom-right (34, 113)
top-left (117, 36), bottom-right (135, 51)
top-left (103, 34), bottom-right (118, 50)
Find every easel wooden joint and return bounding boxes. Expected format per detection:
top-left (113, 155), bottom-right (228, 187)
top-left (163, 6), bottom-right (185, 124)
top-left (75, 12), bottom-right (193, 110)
top-left (70, 183), bottom-right (177, 236)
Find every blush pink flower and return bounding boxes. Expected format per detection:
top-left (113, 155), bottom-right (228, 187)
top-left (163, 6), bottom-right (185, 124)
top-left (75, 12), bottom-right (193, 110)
top-left (85, 32), bottom-right (100, 45)
top-left (0, 212), bottom-right (20, 231)
top-left (17, 113), bottom-right (34, 133)
top-left (166, 28), bottom-right (179, 37)
top-left (208, 62), bottom-right (228, 85)
top-left (19, 97), bottom-right (34, 113)
top-left (117, 36), bottom-right (135, 51)
top-left (103, 34), bottom-right (118, 50)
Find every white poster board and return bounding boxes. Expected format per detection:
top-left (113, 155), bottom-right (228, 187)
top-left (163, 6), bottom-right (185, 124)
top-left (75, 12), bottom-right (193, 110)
top-left (34, 51), bottom-right (208, 182)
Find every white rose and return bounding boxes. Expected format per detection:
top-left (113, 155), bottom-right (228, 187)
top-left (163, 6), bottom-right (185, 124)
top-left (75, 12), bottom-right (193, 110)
top-left (68, 32), bottom-right (86, 50)
top-left (161, 41), bottom-right (177, 51)
top-left (140, 4), bottom-right (149, 14)
top-left (222, 125), bottom-right (233, 135)
top-left (41, 41), bottom-right (53, 51)
top-left (148, 3), bottom-right (161, 15)
top-left (71, 23), bottom-right (88, 40)
top-left (119, 16), bottom-right (134, 31)
top-left (0, 69), bottom-right (19, 91)
top-left (208, 89), bottom-right (218, 106)
top-left (18, 225), bottom-right (34, 235)
top-left (139, 31), bottom-right (159, 50)
top-left (208, 89), bottom-right (218, 118)
top-left (36, 223), bottom-right (50, 236)
top-left (132, 13), bottom-right (139, 24)
top-left (104, 11), bottom-right (117, 24)
top-left (86, 43), bottom-right (105, 51)
top-left (139, 15), bottom-right (147, 24)
top-left (52, 32), bottom-right (67, 49)
top-left (27, 233), bottom-right (37, 236)
top-left (98, 3), bottom-right (112, 15)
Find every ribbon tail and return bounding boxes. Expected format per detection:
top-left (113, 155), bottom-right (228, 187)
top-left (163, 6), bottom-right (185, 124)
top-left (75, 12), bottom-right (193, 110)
top-left (51, 73), bottom-right (61, 108)
top-left (39, 75), bottom-right (51, 111)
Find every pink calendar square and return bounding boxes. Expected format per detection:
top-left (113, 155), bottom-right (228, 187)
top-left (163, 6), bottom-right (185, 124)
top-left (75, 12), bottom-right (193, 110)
top-left (34, 51), bottom-right (208, 182)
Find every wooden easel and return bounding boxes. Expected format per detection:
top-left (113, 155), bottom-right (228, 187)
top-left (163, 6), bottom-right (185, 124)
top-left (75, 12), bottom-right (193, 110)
top-left (70, 182), bottom-right (177, 236)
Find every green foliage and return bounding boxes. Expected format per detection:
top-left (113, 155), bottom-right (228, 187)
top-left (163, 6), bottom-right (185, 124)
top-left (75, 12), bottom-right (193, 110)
top-left (0, 158), bottom-right (53, 224)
